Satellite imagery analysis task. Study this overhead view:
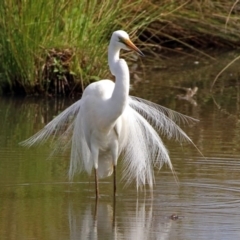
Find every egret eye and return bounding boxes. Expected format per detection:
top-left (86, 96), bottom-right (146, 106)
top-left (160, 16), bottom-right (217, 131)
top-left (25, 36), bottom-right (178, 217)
top-left (118, 37), bottom-right (124, 44)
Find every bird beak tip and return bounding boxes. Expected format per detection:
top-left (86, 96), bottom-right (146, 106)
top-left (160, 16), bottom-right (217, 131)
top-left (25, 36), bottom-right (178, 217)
top-left (125, 39), bottom-right (144, 57)
top-left (139, 51), bottom-right (145, 57)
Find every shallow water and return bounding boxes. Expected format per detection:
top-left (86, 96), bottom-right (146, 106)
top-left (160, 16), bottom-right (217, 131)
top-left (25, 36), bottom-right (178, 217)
top-left (1, 53), bottom-right (240, 240)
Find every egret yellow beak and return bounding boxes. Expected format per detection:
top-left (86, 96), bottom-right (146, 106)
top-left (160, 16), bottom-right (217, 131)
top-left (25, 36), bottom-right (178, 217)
top-left (123, 39), bottom-right (144, 57)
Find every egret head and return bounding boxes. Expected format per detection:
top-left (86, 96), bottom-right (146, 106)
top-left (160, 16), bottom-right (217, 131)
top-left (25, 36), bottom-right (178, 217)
top-left (111, 30), bottom-right (144, 56)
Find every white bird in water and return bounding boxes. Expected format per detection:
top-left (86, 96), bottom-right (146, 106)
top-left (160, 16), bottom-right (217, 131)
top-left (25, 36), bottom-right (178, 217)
top-left (21, 30), bottom-right (199, 198)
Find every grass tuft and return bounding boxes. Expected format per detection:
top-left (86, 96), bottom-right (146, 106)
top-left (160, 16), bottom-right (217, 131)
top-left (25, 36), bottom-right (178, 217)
top-left (0, 0), bottom-right (240, 96)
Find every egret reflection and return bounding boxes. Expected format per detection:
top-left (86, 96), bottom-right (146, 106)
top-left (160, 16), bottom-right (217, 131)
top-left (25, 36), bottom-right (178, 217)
top-left (68, 198), bottom-right (172, 240)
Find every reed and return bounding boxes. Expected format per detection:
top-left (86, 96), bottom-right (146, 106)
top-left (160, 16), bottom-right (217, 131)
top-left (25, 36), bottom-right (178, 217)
top-left (143, 1), bottom-right (240, 49)
top-left (0, 0), bottom-right (239, 95)
top-left (0, 0), bottom-right (160, 95)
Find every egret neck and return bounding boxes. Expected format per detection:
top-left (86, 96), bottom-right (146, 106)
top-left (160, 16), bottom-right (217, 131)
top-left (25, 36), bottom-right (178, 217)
top-left (108, 45), bottom-right (130, 122)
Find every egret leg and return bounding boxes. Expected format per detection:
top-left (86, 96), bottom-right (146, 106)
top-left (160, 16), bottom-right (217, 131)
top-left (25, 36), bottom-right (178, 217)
top-left (111, 140), bottom-right (118, 197)
top-left (113, 165), bottom-right (117, 197)
top-left (91, 142), bottom-right (99, 199)
top-left (94, 168), bottom-right (99, 199)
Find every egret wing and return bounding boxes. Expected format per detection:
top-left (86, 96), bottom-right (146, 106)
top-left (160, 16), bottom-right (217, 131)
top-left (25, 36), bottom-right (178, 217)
top-left (129, 96), bottom-right (196, 143)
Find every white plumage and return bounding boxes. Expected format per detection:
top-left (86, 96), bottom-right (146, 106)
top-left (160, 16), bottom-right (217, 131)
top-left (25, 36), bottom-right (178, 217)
top-left (21, 30), bottom-right (197, 197)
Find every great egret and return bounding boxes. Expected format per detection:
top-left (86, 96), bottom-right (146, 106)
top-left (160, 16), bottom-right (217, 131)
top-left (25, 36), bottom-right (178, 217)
top-left (21, 30), bottom-right (198, 198)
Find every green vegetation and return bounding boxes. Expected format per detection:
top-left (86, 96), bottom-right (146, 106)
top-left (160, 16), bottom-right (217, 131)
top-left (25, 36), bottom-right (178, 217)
top-left (0, 0), bottom-right (239, 96)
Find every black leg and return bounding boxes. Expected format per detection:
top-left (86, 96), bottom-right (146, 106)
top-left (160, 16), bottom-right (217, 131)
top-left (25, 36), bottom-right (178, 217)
top-left (94, 168), bottom-right (99, 199)
top-left (113, 165), bottom-right (116, 197)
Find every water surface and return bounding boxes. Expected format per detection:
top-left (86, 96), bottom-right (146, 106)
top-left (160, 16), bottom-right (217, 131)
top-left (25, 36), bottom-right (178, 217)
top-left (1, 52), bottom-right (240, 239)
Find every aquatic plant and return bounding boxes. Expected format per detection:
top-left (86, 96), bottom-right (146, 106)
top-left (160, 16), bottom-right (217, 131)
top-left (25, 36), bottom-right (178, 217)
top-left (0, 0), bottom-right (160, 95)
top-left (0, 0), bottom-right (239, 95)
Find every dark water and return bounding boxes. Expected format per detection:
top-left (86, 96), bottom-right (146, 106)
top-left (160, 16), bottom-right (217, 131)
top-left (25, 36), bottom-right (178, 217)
top-left (1, 53), bottom-right (240, 239)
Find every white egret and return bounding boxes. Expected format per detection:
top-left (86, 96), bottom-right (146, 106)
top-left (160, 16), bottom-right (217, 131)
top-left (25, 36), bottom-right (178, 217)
top-left (21, 30), bottom-right (198, 198)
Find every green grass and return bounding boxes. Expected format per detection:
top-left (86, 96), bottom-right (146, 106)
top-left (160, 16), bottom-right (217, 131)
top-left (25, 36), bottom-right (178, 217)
top-left (0, 0), bottom-right (239, 95)
top-left (0, 0), bottom-right (160, 95)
